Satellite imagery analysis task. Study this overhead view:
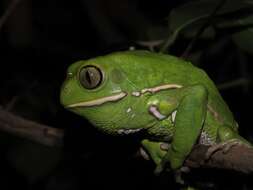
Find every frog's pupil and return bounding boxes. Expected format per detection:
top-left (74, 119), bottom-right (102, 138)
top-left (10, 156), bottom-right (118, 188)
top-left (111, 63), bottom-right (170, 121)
top-left (85, 70), bottom-right (92, 85)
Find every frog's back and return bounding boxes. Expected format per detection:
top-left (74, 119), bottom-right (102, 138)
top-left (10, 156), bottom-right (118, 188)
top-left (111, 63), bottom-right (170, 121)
top-left (109, 50), bottom-right (220, 92)
top-left (108, 50), bottom-right (236, 127)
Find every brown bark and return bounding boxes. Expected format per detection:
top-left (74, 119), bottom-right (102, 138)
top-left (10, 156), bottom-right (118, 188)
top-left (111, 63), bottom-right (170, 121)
top-left (185, 144), bottom-right (253, 174)
top-left (0, 106), bottom-right (64, 147)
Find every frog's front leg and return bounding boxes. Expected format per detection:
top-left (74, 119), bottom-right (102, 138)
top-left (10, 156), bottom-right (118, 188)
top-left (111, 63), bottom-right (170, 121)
top-left (155, 85), bottom-right (208, 173)
top-left (141, 139), bottom-right (190, 184)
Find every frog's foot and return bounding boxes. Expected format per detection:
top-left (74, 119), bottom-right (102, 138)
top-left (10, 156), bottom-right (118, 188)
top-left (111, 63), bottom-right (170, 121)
top-left (180, 166), bottom-right (191, 173)
top-left (175, 169), bottom-right (184, 185)
top-left (152, 142), bottom-right (171, 174)
top-left (205, 139), bottom-right (242, 160)
top-left (174, 166), bottom-right (191, 185)
top-left (154, 157), bottom-right (190, 177)
top-left (154, 153), bottom-right (173, 175)
top-left (154, 160), bottom-right (167, 175)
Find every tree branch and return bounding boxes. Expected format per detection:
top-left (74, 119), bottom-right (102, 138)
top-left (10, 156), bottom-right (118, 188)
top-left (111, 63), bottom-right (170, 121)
top-left (181, 0), bottom-right (227, 58)
top-left (185, 144), bottom-right (253, 174)
top-left (0, 105), bottom-right (253, 174)
top-left (0, 106), bottom-right (64, 147)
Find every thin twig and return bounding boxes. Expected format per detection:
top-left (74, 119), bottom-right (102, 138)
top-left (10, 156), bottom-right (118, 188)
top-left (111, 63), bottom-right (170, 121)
top-left (217, 78), bottom-right (251, 90)
top-left (0, 0), bottom-right (23, 32)
top-left (5, 95), bottom-right (19, 111)
top-left (181, 0), bottom-right (227, 58)
top-left (159, 15), bottom-right (209, 53)
top-left (0, 106), bottom-right (64, 147)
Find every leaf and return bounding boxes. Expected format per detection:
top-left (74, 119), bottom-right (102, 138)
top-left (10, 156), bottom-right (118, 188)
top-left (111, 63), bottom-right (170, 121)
top-left (168, 0), bottom-right (251, 39)
top-left (232, 15), bottom-right (253, 54)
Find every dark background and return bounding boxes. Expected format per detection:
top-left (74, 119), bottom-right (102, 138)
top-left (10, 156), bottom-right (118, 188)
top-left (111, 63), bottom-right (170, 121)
top-left (0, 0), bottom-right (252, 189)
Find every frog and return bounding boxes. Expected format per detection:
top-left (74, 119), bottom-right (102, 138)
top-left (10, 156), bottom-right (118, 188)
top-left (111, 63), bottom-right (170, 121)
top-left (60, 50), bottom-right (251, 178)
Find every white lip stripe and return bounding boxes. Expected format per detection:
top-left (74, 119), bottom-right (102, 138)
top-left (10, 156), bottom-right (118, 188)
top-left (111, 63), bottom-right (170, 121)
top-left (66, 92), bottom-right (127, 108)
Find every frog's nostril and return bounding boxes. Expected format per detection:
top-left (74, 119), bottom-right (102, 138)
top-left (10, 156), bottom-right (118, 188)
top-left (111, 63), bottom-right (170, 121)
top-left (67, 72), bottom-right (73, 78)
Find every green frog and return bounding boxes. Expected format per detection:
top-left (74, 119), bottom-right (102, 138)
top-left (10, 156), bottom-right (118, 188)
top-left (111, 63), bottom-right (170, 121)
top-left (60, 50), bottom-right (250, 177)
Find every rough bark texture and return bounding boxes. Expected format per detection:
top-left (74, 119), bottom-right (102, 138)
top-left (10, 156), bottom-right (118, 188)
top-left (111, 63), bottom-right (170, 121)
top-left (185, 144), bottom-right (253, 174)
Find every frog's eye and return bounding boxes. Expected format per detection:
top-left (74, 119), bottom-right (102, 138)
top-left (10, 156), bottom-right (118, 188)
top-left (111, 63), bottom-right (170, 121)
top-left (79, 66), bottom-right (103, 89)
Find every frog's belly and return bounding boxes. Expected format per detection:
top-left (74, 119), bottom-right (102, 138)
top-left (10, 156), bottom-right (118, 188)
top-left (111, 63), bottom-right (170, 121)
top-left (147, 120), bottom-right (217, 145)
top-left (148, 128), bottom-right (215, 145)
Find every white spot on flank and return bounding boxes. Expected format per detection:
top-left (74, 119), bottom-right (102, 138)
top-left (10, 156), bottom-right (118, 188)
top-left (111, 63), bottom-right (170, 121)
top-left (126, 108), bottom-right (132, 113)
top-left (132, 91), bottom-right (141, 97)
top-left (111, 87), bottom-right (122, 94)
top-left (171, 110), bottom-right (177, 123)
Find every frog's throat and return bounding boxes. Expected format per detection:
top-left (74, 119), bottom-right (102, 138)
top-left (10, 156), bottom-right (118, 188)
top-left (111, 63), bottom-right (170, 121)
top-left (66, 92), bottom-right (127, 108)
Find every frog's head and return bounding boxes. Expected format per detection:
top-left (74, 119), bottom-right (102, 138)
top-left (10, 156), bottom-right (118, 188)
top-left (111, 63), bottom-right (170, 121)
top-left (60, 52), bottom-right (143, 134)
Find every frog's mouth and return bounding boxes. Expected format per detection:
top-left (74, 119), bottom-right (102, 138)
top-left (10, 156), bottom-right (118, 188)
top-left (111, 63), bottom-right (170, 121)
top-left (66, 92), bottom-right (127, 108)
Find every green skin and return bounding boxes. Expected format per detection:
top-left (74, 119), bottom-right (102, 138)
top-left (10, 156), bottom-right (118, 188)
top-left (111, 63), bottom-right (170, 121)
top-left (60, 50), bottom-right (250, 173)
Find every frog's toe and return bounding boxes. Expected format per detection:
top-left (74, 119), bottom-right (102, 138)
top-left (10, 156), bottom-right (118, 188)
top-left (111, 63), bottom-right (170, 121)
top-left (180, 166), bottom-right (191, 173)
top-left (205, 139), bottom-right (243, 160)
top-left (154, 163), bottom-right (164, 175)
top-left (175, 169), bottom-right (185, 185)
top-left (221, 139), bottom-right (242, 153)
top-left (154, 160), bottom-right (171, 175)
